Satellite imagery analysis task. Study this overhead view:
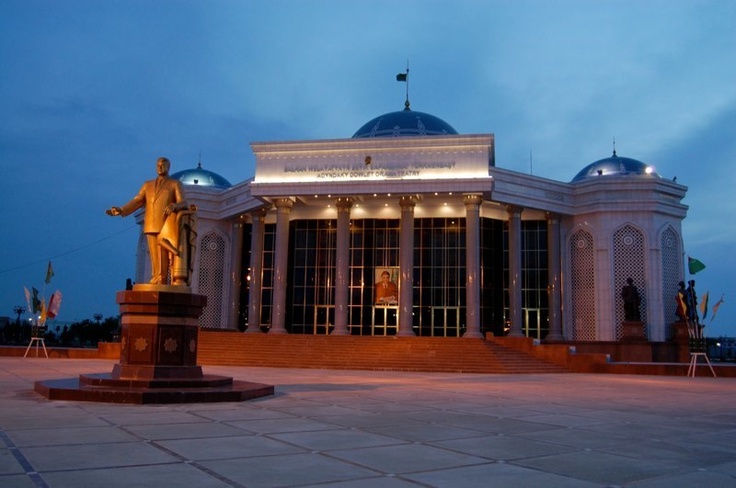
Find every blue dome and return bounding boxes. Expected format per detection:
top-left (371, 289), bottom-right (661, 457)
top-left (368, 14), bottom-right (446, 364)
top-left (171, 163), bottom-right (232, 190)
top-left (352, 107), bottom-right (458, 138)
top-left (571, 152), bottom-right (659, 182)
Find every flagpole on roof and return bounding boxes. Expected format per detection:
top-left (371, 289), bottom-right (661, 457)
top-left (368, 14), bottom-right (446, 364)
top-left (396, 60), bottom-right (410, 110)
top-left (405, 60), bottom-right (410, 110)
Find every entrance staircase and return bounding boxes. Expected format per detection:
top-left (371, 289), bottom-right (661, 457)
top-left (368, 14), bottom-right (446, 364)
top-left (198, 332), bottom-right (568, 374)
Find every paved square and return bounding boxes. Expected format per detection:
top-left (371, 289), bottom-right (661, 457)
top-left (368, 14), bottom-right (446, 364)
top-left (1, 357), bottom-right (736, 487)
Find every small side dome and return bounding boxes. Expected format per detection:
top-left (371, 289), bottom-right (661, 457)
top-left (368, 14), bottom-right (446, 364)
top-left (571, 151), bottom-right (659, 182)
top-left (352, 106), bottom-right (458, 138)
top-left (171, 162), bottom-right (232, 190)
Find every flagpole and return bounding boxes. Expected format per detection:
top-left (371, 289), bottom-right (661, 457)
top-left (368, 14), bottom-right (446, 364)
top-left (405, 60), bottom-right (410, 109)
top-left (40, 263), bottom-right (48, 327)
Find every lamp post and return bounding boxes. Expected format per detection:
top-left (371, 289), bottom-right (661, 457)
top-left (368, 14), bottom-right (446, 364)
top-left (13, 305), bottom-right (26, 326)
top-left (13, 305), bottom-right (26, 343)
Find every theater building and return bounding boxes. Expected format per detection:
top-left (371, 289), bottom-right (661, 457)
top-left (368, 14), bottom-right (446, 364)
top-left (133, 103), bottom-right (688, 344)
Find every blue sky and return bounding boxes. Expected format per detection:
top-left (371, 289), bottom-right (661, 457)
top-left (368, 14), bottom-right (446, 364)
top-left (1, 0), bottom-right (734, 336)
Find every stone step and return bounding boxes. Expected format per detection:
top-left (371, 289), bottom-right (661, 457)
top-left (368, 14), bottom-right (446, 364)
top-left (197, 332), bottom-right (568, 374)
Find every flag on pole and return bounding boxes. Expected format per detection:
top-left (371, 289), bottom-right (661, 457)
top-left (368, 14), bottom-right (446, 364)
top-left (47, 290), bottom-right (62, 319)
top-left (675, 290), bottom-right (687, 320)
top-left (39, 299), bottom-right (47, 325)
top-left (31, 287), bottom-right (41, 313)
top-left (687, 256), bottom-right (706, 275)
top-left (699, 291), bottom-right (709, 320)
top-left (24, 286), bottom-right (32, 313)
top-left (396, 72), bottom-right (407, 82)
top-left (45, 261), bottom-right (54, 284)
top-left (711, 294), bottom-right (725, 322)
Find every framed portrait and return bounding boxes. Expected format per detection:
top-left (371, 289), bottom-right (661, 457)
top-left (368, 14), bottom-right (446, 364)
top-left (374, 267), bottom-right (399, 306)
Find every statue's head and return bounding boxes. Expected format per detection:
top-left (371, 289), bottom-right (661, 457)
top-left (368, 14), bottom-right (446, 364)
top-left (156, 157), bottom-right (171, 176)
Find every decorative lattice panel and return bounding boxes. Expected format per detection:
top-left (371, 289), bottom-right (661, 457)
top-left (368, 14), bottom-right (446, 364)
top-left (570, 229), bottom-right (596, 341)
top-left (613, 225), bottom-right (646, 339)
top-left (198, 232), bottom-right (226, 329)
top-left (660, 226), bottom-right (682, 339)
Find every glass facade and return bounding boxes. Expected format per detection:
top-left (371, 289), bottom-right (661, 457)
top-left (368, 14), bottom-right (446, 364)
top-left (238, 217), bottom-right (550, 338)
top-left (414, 218), bottom-right (466, 337)
top-left (520, 221), bottom-right (549, 339)
top-left (500, 220), bottom-right (549, 339)
top-left (480, 218), bottom-right (505, 336)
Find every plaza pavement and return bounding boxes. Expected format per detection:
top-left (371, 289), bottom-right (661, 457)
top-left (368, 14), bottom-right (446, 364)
top-left (1, 357), bottom-right (736, 487)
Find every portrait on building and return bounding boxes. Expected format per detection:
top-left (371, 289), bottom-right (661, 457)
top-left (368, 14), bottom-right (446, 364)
top-left (374, 268), bottom-right (398, 306)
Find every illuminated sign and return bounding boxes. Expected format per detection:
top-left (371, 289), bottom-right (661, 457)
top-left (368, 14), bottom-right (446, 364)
top-left (282, 161), bottom-right (457, 181)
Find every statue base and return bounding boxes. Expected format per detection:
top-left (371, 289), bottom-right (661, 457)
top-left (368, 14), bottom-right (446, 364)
top-left (132, 283), bottom-right (192, 293)
top-left (34, 290), bottom-right (274, 404)
top-left (621, 320), bottom-right (647, 342)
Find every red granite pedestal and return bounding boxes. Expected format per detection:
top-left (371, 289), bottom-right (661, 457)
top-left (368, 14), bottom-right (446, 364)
top-left (621, 320), bottom-right (647, 342)
top-left (34, 287), bottom-right (273, 404)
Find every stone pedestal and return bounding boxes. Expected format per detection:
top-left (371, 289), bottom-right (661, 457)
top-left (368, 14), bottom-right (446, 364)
top-left (35, 287), bottom-right (274, 404)
top-left (672, 320), bottom-right (694, 363)
top-left (621, 321), bottom-right (647, 342)
top-left (113, 288), bottom-right (205, 380)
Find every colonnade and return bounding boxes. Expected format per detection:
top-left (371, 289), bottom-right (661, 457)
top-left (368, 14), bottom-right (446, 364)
top-left (245, 194), bottom-right (563, 340)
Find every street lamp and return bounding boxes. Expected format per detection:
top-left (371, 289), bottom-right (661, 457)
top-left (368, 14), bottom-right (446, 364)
top-left (13, 306), bottom-right (27, 342)
top-left (13, 305), bottom-right (26, 326)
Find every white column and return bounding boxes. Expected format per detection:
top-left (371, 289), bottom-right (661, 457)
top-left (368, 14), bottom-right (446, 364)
top-left (507, 205), bottom-right (524, 337)
top-left (398, 195), bottom-right (419, 337)
top-left (545, 212), bottom-right (564, 341)
top-left (270, 198), bottom-right (293, 334)
top-left (463, 194), bottom-right (483, 338)
top-left (246, 208), bottom-right (268, 333)
top-left (228, 222), bottom-right (244, 329)
top-left (333, 197), bottom-right (353, 335)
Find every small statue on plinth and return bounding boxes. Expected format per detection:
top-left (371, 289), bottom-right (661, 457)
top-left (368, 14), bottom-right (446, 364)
top-left (107, 157), bottom-right (196, 287)
top-left (621, 277), bottom-right (641, 321)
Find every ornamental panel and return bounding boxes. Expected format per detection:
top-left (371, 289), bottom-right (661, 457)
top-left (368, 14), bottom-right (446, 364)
top-left (198, 232), bottom-right (226, 329)
top-left (613, 225), bottom-right (646, 339)
top-left (660, 226), bottom-right (681, 339)
top-left (570, 229), bottom-right (596, 341)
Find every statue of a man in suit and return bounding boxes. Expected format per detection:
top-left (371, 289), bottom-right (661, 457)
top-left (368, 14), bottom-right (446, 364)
top-left (107, 157), bottom-right (188, 285)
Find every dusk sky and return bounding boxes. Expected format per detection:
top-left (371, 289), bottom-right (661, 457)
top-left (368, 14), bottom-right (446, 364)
top-left (1, 1), bottom-right (734, 336)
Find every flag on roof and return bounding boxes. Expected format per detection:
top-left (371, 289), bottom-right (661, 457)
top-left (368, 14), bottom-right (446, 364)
top-left (688, 256), bottom-right (706, 275)
top-left (396, 72), bottom-right (407, 82)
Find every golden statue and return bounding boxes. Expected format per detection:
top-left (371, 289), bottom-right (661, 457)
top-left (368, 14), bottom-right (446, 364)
top-left (107, 157), bottom-right (196, 286)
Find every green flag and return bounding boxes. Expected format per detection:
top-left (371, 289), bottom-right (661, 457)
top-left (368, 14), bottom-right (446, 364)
top-left (31, 287), bottom-right (41, 313)
top-left (688, 256), bottom-right (706, 275)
